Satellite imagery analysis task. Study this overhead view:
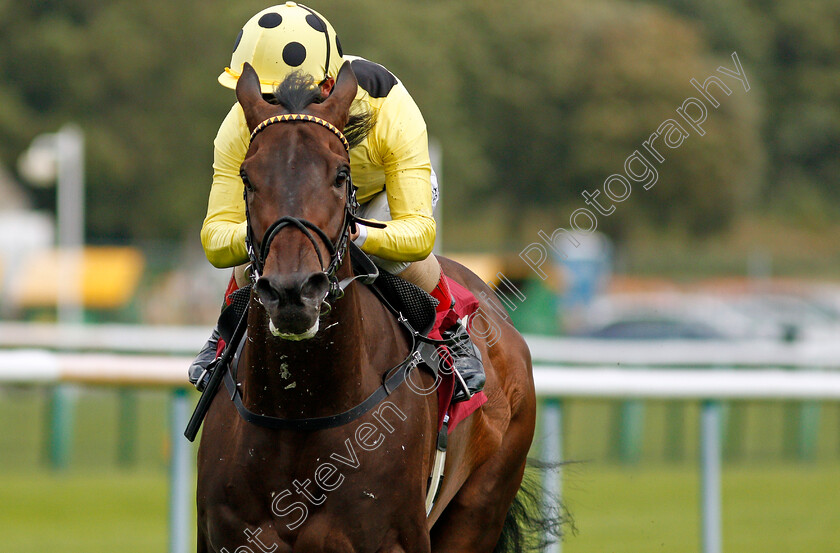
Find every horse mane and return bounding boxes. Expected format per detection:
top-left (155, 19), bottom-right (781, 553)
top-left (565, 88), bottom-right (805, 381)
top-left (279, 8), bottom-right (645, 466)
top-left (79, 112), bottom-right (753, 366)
top-left (263, 71), bottom-right (376, 149)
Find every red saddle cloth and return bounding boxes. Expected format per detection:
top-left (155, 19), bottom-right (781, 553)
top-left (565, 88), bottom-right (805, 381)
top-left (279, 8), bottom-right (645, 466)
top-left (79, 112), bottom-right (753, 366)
top-left (217, 274), bottom-right (487, 433)
top-left (430, 276), bottom-right (488, 433)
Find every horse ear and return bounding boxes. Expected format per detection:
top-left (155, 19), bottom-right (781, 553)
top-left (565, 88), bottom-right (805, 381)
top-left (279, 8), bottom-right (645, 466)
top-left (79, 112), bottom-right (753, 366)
top-left (321, 61), bottom-right (357, 130)
top-left (236, 62), bottom-right (269, 130)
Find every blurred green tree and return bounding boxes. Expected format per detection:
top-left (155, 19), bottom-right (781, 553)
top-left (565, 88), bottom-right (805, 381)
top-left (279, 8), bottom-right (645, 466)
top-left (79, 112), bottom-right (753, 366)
top-left (444, 0), bottom-right (763, 241)
top-left (647, 0), bottom-right (840, 222)
top-left (313, 0), bottom-right (764, 243)
top-left (0, 0), bottom-right (256, 241)
top-left (0, 0), bottom-right (819, 253)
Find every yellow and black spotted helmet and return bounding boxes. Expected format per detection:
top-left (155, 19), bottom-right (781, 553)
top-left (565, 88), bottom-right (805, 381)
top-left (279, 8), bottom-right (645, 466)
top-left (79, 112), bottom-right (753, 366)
top-left (218, 2), bottom-right (345, 94)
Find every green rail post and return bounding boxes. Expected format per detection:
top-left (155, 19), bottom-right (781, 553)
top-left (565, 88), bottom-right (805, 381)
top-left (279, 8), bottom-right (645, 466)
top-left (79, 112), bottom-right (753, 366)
top-left (43, 385), bottom-right (74, 470)
top-left (169, 388), bottom-right (191, 553)
top-left (783, 401), bottom-right (799, 460)
top-left (797, 401), bottom-right (820, 461)
top-left (664, 401), bottom-right (685, 463)
top-left (700, 400), bottom-right (722, 553)
top-left (611, 400), bottom-right (644, 464)
top-left (117, 388), bottom-right (138, 467)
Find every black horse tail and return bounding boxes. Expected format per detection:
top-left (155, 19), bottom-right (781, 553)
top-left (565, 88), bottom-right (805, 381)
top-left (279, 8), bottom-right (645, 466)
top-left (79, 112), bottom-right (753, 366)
top-left (493, 459), bottom-right (575, 553)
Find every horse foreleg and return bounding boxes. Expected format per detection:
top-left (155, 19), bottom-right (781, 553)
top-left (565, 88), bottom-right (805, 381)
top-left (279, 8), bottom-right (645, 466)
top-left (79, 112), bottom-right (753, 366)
top-left (196, 530), bottom-right (210, 553)
top-left (372, 522), bottom-right (431, 553)
top-left (428, 413), bottom-right (533, 553)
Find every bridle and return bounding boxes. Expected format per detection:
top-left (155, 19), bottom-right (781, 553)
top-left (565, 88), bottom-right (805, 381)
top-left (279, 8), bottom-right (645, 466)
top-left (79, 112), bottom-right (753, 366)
top-left (243, 113), bottom-right (384, 309)
top-left (193, 115), bottom-right (454, 508)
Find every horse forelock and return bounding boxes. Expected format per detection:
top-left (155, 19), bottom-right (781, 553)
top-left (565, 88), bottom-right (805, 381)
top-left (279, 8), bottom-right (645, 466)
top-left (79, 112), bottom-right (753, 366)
top-left (262, 71), bottom-right (376, 149)
top-left (265, 71), bottom-right (326, 113)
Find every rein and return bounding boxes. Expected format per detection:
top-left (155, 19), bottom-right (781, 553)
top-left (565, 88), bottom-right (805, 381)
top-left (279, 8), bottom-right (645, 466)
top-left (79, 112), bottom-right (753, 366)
top-left (188, 112), bottom-right (445, 436)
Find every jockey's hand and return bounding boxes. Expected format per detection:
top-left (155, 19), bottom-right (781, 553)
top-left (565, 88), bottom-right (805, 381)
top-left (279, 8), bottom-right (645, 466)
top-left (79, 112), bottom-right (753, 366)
top-left (350, 228), bottom-right (360, 241)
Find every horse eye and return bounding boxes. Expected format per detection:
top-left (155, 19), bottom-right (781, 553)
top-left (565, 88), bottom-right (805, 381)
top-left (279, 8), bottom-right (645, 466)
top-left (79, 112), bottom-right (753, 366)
top-left (334, 170), bottom-right (349, 188)
top-left (240, 170), bottom-right (253, 192)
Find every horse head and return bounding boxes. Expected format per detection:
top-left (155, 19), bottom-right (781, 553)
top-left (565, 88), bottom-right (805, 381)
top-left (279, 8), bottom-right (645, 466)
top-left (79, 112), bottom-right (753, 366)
top-left (236, 61), bottom-right (358, 340)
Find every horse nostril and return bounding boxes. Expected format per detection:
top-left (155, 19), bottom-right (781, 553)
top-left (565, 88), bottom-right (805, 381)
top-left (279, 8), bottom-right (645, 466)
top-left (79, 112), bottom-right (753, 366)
top-left (256, 273), bottom-right (327, 309)
top-left (255, 277), bottom-right (282, 308)
top-left (300, 272), bottom-right (330, 303)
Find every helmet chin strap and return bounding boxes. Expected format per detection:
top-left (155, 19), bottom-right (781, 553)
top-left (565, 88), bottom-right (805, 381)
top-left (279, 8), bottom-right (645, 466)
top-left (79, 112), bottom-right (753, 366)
top-left (298, 3), bottom-right (332, 82)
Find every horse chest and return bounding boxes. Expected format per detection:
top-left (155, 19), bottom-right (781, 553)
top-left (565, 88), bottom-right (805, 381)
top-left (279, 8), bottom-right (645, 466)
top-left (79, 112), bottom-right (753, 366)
top-left (201, 418), bottom-right (430, 553)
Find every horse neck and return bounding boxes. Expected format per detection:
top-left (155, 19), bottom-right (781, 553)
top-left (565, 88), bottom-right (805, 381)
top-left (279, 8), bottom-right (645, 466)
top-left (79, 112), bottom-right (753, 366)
top-left (240, 279), bottom-right (379, 419)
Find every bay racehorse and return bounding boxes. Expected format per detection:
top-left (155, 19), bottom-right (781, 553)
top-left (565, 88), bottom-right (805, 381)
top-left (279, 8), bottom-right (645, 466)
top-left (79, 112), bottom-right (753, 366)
top-left (195, 61), bottom-right (559, 553)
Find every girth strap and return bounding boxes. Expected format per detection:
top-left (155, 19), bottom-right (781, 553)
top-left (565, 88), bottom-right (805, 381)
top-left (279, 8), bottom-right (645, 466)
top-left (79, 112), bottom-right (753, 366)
top-left (221, 348), bottom-right (422, 432)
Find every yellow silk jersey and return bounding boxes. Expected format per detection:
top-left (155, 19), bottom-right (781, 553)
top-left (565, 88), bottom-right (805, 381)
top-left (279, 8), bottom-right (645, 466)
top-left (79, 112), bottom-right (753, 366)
top-left (201, 56), bottom-right (435, 269)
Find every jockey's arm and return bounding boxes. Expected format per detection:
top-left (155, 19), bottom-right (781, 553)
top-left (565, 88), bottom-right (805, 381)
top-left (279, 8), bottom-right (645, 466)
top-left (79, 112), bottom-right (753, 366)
top-left (201, 105), bottom-right (250, 269)
top-left (354, 83), bottom-right (436, 262)
top-left (201, 82), bottom-right (437, 268)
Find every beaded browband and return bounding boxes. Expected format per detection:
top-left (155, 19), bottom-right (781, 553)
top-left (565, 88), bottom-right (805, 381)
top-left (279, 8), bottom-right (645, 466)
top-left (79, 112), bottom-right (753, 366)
top-left (249, 113), bottom-right (350, 152)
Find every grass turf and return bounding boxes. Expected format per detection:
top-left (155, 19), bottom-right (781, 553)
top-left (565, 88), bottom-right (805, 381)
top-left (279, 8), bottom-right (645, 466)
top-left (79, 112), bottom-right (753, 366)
top-left (561, 463), bottom-right (840, 553)
top-left (2, 389), bottom-right (839, 552)
top-left (1, 463), bottom-right (837, 553)
top-left (0, 471), bottom-right (171, 553)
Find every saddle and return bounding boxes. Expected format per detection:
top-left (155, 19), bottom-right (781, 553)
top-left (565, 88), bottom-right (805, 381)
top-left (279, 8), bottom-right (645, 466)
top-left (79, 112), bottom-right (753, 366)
top-left (348, 241), bottom-right (438, 336)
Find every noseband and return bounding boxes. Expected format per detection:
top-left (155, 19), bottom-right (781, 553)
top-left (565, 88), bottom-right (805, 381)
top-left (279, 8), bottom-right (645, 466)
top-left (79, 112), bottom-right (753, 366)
top-left (243, 113), bottom-right (384, 307)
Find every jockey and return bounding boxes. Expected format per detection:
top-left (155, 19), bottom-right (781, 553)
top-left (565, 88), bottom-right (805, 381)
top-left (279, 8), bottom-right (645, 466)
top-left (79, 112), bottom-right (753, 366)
top-left (189, 2), bottom-right (484, 402)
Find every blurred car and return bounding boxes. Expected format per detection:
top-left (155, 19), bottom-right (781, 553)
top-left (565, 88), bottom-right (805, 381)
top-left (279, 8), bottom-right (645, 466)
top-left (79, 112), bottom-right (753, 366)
top-left (727, 292), bottom-right (840, 342)
top-left (575, 317), bottom-right (728, 340)
top-left (575, 292), bottom-right (786, 341)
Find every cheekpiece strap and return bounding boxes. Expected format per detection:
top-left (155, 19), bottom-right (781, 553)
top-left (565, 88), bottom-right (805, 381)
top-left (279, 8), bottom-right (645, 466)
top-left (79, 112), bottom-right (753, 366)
top-left (250, 114), bottom-right (350, 152)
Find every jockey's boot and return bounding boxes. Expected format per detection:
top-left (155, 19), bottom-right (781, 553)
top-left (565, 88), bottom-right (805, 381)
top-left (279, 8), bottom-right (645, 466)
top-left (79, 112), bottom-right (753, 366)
top-left (189, 271), bottom-right (245, 391)
top-left (188, 327), bottom-right (221, 392)
top-left (442, 317), bottom-right (485, 403)
top-left (430, 271), bottom-right (486, 403)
